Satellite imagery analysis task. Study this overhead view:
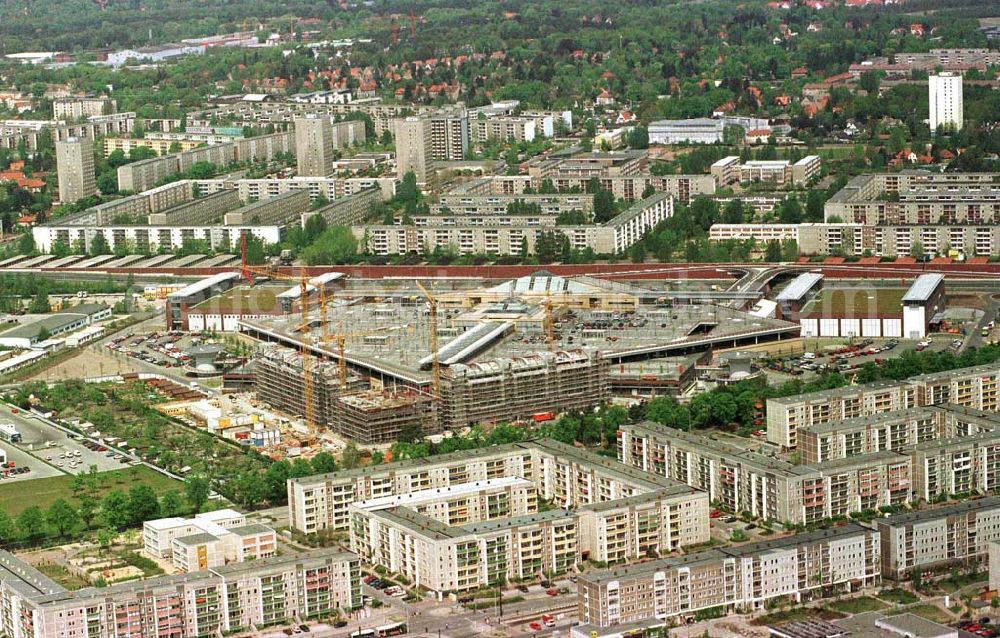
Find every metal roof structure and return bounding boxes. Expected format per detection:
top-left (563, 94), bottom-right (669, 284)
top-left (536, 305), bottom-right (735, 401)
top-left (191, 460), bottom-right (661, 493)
top-left (776, 272), bottom-right (823, 302)
top-left (418, 321), bottom-right (512, 367)
top-left (902, 273), bottom-right (944, 303)
top-left (275, 272), bottom-right (345, 300)
top-left (168, 272), bottom-right (240, 300)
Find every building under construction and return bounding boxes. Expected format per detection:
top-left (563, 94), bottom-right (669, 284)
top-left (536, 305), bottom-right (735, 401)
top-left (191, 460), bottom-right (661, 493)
top-left (254, 346), bottom-right (367, 428)
top-left (442, 348), bottom-right (609, 428)
top-left (239, 272), bottom-right (798, 441)
top-left (334, 390), bottom-right (440, 444)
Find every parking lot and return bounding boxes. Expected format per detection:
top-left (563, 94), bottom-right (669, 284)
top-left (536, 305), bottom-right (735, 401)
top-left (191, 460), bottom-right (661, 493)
top-left (0, 404), bottom-right (134, 475)
top-left (105, 329), bottom-right (196, 370)
top-left (764, 336), bottom-right (957, 382)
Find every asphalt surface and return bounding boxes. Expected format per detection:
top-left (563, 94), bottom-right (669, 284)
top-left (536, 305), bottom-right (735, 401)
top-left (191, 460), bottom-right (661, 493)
top-left (0, 404), bottom-right (133, 475)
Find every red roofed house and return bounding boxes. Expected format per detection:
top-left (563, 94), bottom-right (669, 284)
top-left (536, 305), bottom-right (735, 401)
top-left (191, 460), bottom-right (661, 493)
top-left (616, 111), bottom-right (637, 125)
top-left (595, 89), bottom-right (616, 107)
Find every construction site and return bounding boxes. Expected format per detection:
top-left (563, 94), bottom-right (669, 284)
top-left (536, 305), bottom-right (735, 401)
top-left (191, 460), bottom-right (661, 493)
top-left (202, 269), bottom-right (801, 443)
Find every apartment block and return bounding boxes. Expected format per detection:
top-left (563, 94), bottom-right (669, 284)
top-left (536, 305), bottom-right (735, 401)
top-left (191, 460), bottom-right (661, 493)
top-left (577, 525), bottom-right (880, 627)
top-left (816, 172), bottom-right (1000, 257)
top-left (53, 97), bottom-right (116, 120)
top-left (118, 131), bottom-right (294, 192)
top-left (527, 151), bottom-right (647, 180)
top-left (711, 156), bottom-right (821, 187)
top-left (295, 115), bottom-right (335, 177)
top-left (768, 362), bottom-right (1000, 449)
top-left (55, 136), bottom-right (97, 204)
top-left (394, 116), bottom-right (434, 185)
top-left (929, 72), bottom-right (964, 133)
top-left (875, 497), bottom-right (1000, 579)
top-left (208, 176), bottom-right (395, 203)
top-left (767, 381), bottom-right (917, 449)
top-left (0, 549), bottom-right (360, 638)
top-left (341, 445), bottom-right (708, 593)
top-left (288, 439), bottom-right (709, 552)
top-left (620, 422), bottom-right (912, 525)
top-left (359, 193), bottom-right (673, 256)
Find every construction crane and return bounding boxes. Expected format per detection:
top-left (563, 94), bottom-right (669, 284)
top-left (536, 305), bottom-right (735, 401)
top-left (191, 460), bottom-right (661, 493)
top-left (415, 281), bottom-right (441, 398)
top-left (320, 325), bottom-right (392, 389)
top-left (239, 233), bottom-right (319, 428)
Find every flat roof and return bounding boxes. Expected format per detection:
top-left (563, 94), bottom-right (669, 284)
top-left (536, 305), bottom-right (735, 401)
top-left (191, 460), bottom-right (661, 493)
top-left (354, 477), bottom-right (533, 511)
top-left (168, 272), bottom-right (240, 300)
top-left (799, 405), bottom-right (943, 436)
top-left (873, 495), bottom-right (1000, 527)
top-left (581, 524), bottom-right (872, 586)
top-left (800, 288), bottom-right (905, 317)
top-left (173, 532), bottom-right (220, 546)
top-left (0, 305), bottom-right (109, 340)
top-left (902, 274), bottom-right (945, 303)
top-left (876, 613), bottom-right (955, 638)
top-left (776, 272), bottom-right (824, 302)
top-left (192, 285), bottom-right (280, 313)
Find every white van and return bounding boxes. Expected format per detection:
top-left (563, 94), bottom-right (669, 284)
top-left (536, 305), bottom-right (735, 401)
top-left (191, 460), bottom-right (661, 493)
top-left (802, 352), bottom-right (817, 360)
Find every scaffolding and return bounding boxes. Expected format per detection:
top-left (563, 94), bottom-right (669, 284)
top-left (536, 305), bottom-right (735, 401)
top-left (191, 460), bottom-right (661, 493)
top-left (441, 348), bottom-right (610, 429)
top-left (333, 390), bottom-right (440, 444)
top-left (254, 346), bottom-right (367, 428)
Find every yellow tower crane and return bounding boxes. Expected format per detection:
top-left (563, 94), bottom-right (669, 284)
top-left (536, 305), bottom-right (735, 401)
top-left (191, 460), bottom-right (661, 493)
top-left (414, 281), bottom-right (441, 398)
top-left (320, 325), bottom-right (392, 390)
top-left (241, 261), bottom-right (318, 429)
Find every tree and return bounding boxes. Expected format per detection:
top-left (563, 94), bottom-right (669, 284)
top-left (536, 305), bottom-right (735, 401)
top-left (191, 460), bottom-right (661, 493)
top-left (645, 397), bottom-right (690, 431)
top-left (805, 190), bottom-right (826, 222)
top-left (28, 289), bottom-right (50, 314)
top-left (289, 458), bottom-right (314, 478)
top-left (185, 476), bottom-right (210, 513)
top-left (46, 499), bottom-right (79, 537)
top-left (89, 232), bottom-right (110, 256)
top-left (626, 126), bottom-right (649, 149)
top-left (301, 226), bottom-right (357, 265)
top-left (78, 494), bottom-right (97, 529)
top-left (777, 195), bottom-right (802, 224)
top-left (37, 325), bottom-right (51, 341)
top-left (17, 232), bottom-right (35, 256)
top-left (859, 70), bottom-right (881, 94)
top-left (241, 232), bottom-right (266, 265)
top-left (341, 442), bottom-right (362, 469)
top-left (0, 509), bottom-right (15, 542)
top-left (311, 451), bottom-right (338, 474)
top-left (593, 189), bottom-right (616, 223)
top-left (263, 461), bottom-right (291, 503)
top-left (399, 422), bottom-right (425, 444)
top-left (101, 490), bottom-right (131, 531)
top-left (17, 506), bottom-right (46, 541)
top-left (127, 484), bottom-right (160, 525)
top-left (96, 527), bottom-right (116, 554)
top-left (97, 172), bottom-right (118, 195)
top-left (765, 240), bottom-right (782, 262)
top-left (722, 199), bottom-right (745, 224)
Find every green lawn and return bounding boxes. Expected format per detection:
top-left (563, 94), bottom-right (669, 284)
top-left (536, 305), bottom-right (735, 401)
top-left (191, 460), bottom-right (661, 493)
top-left (826, 597), bottom-right (889, 614)
top-left (752, 608), bottom-right (846, 625)
top-left (34, 563), bottom-right (90, 590)
top-left (892, 604), bottom-right (953, 624)
top-left (878, 588), bottom-right (920, 605)
top-left (0, 466), bottom-right (182, 516)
